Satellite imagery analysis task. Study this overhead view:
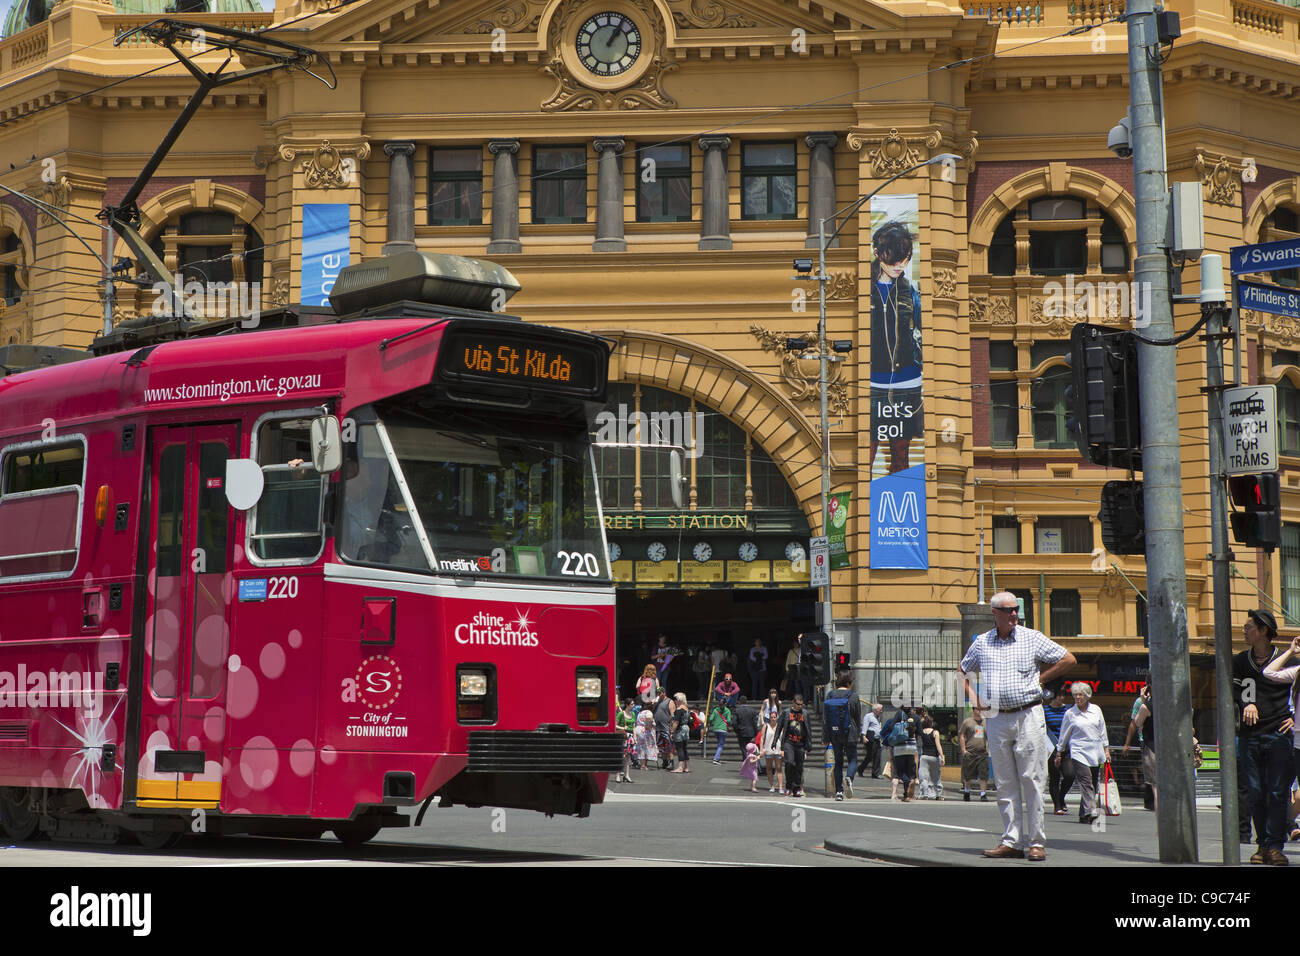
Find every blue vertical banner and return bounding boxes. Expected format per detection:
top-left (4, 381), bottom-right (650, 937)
top-left (870, 465), bottom-right (928, 569)
top-left (867, 194), bottom-right (929, 570)
top-left (301, 203), bottom-right (351, 306)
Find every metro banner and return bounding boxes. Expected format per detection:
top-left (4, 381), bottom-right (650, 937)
top-left (868, 194), bottom-right (929, 570)
top-left (301, 203), bottom-right (351, 307)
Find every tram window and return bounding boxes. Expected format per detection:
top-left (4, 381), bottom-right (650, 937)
top-left (248, 417), bottom-right (326, 563)
top-left (0, 439), bottom-right (84, 580)
top-left (2, 442), bottom-right (83, 493)
top-left (338, 424), bottom-right (426, 571)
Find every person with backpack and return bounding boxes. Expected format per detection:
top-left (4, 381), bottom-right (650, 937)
top-left (779, 695), bottom-right (813, 797)
top-left (886, 708), bottom-right (920, 801)
top-left (824, 668), bottom-right (862, 800)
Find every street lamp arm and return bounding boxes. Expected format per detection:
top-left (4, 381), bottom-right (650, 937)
top-left (820, 152), bottom-right (961, 253)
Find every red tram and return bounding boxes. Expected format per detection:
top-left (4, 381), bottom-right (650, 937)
top-left (0, 252), bottom-right (621, 846)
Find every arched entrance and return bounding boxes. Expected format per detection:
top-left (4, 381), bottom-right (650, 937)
top-left (595, 381), bottom-right (815, 702)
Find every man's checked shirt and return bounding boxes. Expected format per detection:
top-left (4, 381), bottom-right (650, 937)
top-left (960, 625), bottom-right (1066, 711)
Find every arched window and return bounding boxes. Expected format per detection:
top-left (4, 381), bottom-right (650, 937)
top-left (147, 210), bottom-right (264, 287)
top-left (1, 232), bottom-right (24, 306)
top-left (986, 194), bottom-right (1130, 277)
top-left (1261, 205), bottom-right (1299, 288)
top-left (1279, 377), bottom-right (1300, 457)
top-left (594, 383), bottom-right (797, 512)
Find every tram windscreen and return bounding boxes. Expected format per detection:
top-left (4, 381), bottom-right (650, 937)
top-left (340, 412), bottom-right (609, 582)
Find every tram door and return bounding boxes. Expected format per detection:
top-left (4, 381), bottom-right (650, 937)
top-left (136, 424), bottom-right (237, 807)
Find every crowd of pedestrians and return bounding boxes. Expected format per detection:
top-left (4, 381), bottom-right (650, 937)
top-left (613, 606), bottom-right (1300, 868)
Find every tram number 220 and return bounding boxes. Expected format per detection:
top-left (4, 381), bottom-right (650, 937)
top-left (268, 575), bottom-right (299, 599)
top-left (557, 551), bottom-right (601, 576)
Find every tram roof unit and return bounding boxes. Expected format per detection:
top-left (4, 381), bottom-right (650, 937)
top-left (0, 251), bottom-right (610, 436)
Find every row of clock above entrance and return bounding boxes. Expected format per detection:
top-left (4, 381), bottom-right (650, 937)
top-left (607, 539), bottom-right (808, 565)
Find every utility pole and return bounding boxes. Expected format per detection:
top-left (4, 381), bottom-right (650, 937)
top-left (1201, 254), bottom-right (1239, 865)
top-left (1126, 0), bottom-right (1198, 862)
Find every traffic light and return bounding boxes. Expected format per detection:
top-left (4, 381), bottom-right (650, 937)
top-left (1228, 473), bottom-right (1281, 552)
top-left (1099, 479), bottom-right (1145, 555)
top-left (1065, 323), bottom-right (1142, 471)
top-left (834, 651), bottom-right (851, 671)
top-left (800, 631), bottom-right (829, 684)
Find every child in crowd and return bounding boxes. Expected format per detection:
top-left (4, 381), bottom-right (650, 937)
top-left (740, 742), bottom-right (760, 793)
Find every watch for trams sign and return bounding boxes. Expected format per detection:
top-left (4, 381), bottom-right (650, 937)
top-left (1221, 385), bottom-right (1277, 476)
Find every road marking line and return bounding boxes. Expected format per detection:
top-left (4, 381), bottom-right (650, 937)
top-left (604, 792), bottom-right (986, 832)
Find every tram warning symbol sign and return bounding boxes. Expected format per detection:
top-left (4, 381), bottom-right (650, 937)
top-left (1222, 385), bottom-right (1277, 476)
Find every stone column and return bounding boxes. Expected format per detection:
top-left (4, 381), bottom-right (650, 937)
top-left (382, 142), bottom-right (417, 256)
top-left (487, 139), bottom-right (522, 254)
top-left (805, 132), bottom-right (838, 249)
top-left (592, 137), bottom-right (626, 252)
top-left (698, 135), bottom-right (731, 251)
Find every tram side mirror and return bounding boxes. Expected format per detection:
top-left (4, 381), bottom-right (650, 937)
top-left (669, 450), bottom-right (684, 510)
top-left (311, 415), bottom-right (343, 474)
top-left (225, 459), bottom-right (265, 511)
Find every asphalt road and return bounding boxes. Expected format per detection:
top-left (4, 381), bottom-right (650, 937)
top-left (2, 793), bottom-right (902, 867)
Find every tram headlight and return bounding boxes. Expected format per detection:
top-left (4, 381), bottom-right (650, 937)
top-left (459, 671), bottom-right (489, 697)
top-left (576, 676), bottom-right (603, 700)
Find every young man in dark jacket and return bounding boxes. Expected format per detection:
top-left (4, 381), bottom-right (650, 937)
top-left (824, 669), bottom-right (862, 800)
top-left (778, 696), bottom-right (814, 797)
top-left (1233, 608), bottom-right (1297, 866)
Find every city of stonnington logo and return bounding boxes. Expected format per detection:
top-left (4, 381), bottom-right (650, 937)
top-left (355, 655), bottom-right (403, 711)
top-left (453, 609), bottom-right (539, 648)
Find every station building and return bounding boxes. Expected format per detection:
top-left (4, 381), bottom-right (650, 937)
top-left (3, 0), bottom-right (1300, 738)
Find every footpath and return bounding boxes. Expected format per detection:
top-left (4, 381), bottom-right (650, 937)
top-left (609, 740), bottom-right (1299, 867)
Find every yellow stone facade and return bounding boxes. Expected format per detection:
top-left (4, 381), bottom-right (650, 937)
top-left (3, 0), bottom-right (1300, 712)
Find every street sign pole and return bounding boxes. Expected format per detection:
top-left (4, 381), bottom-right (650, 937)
top-left (1127, 0), bottom-right (1197, 863)
top-left (1200, 255), bottom-right (1239, 865)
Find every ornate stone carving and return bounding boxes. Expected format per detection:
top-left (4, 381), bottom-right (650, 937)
top-left (750, 324), bottom-right (851, 416)
top-left (1194, 152), bottom-right (1240, 206)
top-left (1030, 297), bottom-right (1073, 337)
top-left (964, 131), bottom-right (980, 170)
top-left (1098, 567), bottom-right (1123, 600)
top-left (933, 267), bottom-right (957, 300)
top-left (846, 128), bottom-right (945, 178)
top-left (542, 0), bottom-right (677, 111)
top-left (278, 139), bottom-right (371, 189)
top-left (970, 294), bottom-right (1015, 326)
top-left (825, 270), bottom-right (856, 300)
top-left (262, 275), bottom-right (290, 309)
top-left (670, 0), bottom-right (757, 28)
top-left (35, 175), bottom-right (71, 227)
top-left (464, 0), bottom-right (547, 33)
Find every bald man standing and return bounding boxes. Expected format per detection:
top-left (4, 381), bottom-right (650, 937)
top-left (958, 593), bottom-right (1077, 861)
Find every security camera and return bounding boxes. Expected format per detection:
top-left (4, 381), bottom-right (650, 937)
top-left (1108, 111), bottom-right (1132, 159)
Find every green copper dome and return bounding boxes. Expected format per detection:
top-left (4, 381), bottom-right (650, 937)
top-left (4, 0), bottom-right (267, 40)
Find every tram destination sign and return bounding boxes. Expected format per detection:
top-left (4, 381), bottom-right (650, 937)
top-left (438, 326), bottom-right (606, 398)
top-left (1222, 385), bottom-right (1278, 476)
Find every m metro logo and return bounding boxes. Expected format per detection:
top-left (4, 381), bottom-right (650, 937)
top-left (870, 465), bottom-right (928, 570)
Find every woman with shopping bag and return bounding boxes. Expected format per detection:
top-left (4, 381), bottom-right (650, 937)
top-left (1055, 683), bottom-right (1110, 824)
